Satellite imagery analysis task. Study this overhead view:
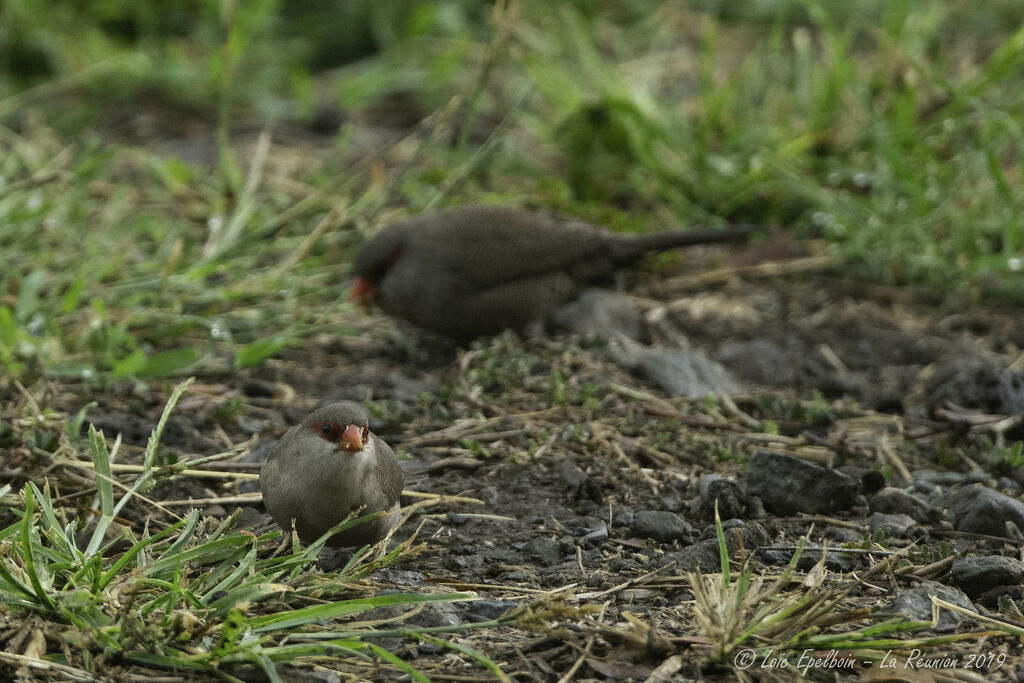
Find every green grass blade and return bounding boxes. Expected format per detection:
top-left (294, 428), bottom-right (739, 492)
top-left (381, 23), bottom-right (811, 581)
top-left (235, 333), bottom-right (291, 368)
top-left (0, 562), bottom-right (40, 602)
top-left (19, 484), bottom-right (56, 612)
top-left (84, 424), bottom-right (115, 556)
top-left (157, 508), bottom-right (202, 559)
top-left (30, 482), bottom-right (77, 558)
top-left (251, 592), bottom-right (472, 632)
top-left (136, 348), bottom-right (202, 379)
top-left (714, 500), bottom-right (730, 586)
top-left (142, 377), bottom-right (194, 470)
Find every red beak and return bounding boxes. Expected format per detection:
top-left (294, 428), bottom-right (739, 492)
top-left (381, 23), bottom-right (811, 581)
top-left (350, 276), bottom-right (377, 306)
top-left (339, 424), bottom-right (366, 451)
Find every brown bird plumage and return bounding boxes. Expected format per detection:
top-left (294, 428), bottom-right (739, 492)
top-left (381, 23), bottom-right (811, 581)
top-left (259, 403), bottom-right (403, 548)
top-left (350, 205), bottom-right (753, 340)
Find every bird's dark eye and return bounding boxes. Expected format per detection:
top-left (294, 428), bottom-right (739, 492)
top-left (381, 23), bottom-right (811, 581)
top-left (321, 424), bottom-right (332, 436)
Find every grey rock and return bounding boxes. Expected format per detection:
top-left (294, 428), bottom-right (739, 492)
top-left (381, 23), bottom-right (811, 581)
top-left (631, 510), bottom-right (692, 543)
top-left (951, 555), bottom-right (1024, 598)
top-left (549, 288), bottom-right (644, 341)
top-left (651, 521), bottom-right (768, 571)
top-left (868, 512), bottom-right (920, 538)
top-left (409, 601), bottom-right (462, 628)
top-left (522, 537), bottom-right (562, 567)
top-left (558, 459), bottom-right (602, 503)
top-left (373, 569), bottom-right (425, 587)
top-left (692, 474), bottom-right (747, 521)
top-left (869, 488), bottom-right (939, 523)
top-left (941, 484), bottom-right (1024, 536)
top-left (745, 452), bottom-right (860, 515)
top-left (885, 581), bottom-right (976, 633)
top-left (654, 538), bottom-right (722, 571)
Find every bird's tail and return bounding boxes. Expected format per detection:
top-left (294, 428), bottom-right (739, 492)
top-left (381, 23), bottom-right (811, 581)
top-left (609, 224), bottom-right (759, 264)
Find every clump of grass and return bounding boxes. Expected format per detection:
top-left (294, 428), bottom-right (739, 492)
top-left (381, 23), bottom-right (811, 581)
top-left (687, 505), bottom-right (1018, 679)
top-left (0, 379), bottom-right (510, 680)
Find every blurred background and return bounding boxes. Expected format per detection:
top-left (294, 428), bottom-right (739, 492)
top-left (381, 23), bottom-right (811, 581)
top-left (1, 0), bottom-right (1022, 380)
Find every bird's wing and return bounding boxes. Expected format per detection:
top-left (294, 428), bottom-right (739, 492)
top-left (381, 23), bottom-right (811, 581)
top-left (375, 440), bottom-right (405, 507)
top-left (259, 456), bottom-right (301, 528)
top-left (405, 206), bottom-right (615, 288)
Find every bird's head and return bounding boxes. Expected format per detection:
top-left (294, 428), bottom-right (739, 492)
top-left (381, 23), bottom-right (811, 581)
top-left (305, 402), bottom-right (372, 452)
top-left (350, 223), bottom-right (408, 306)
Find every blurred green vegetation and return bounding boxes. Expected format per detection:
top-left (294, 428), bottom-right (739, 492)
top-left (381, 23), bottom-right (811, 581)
top-left (1, 0), bottom-right (1023, 381)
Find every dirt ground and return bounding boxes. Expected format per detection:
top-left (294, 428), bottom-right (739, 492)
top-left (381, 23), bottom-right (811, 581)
top-left (9, 246), bottom-right (1024, 681)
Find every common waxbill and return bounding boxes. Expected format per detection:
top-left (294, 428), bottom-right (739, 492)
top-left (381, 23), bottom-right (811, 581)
top-left (259, 402), bottom-right (403, 547)
top-left (350, 205), bottom-right (754, 340)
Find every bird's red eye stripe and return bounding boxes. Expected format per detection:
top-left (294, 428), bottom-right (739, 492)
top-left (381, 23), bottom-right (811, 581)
top-left (312, 421), bottom-right (339, 441)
